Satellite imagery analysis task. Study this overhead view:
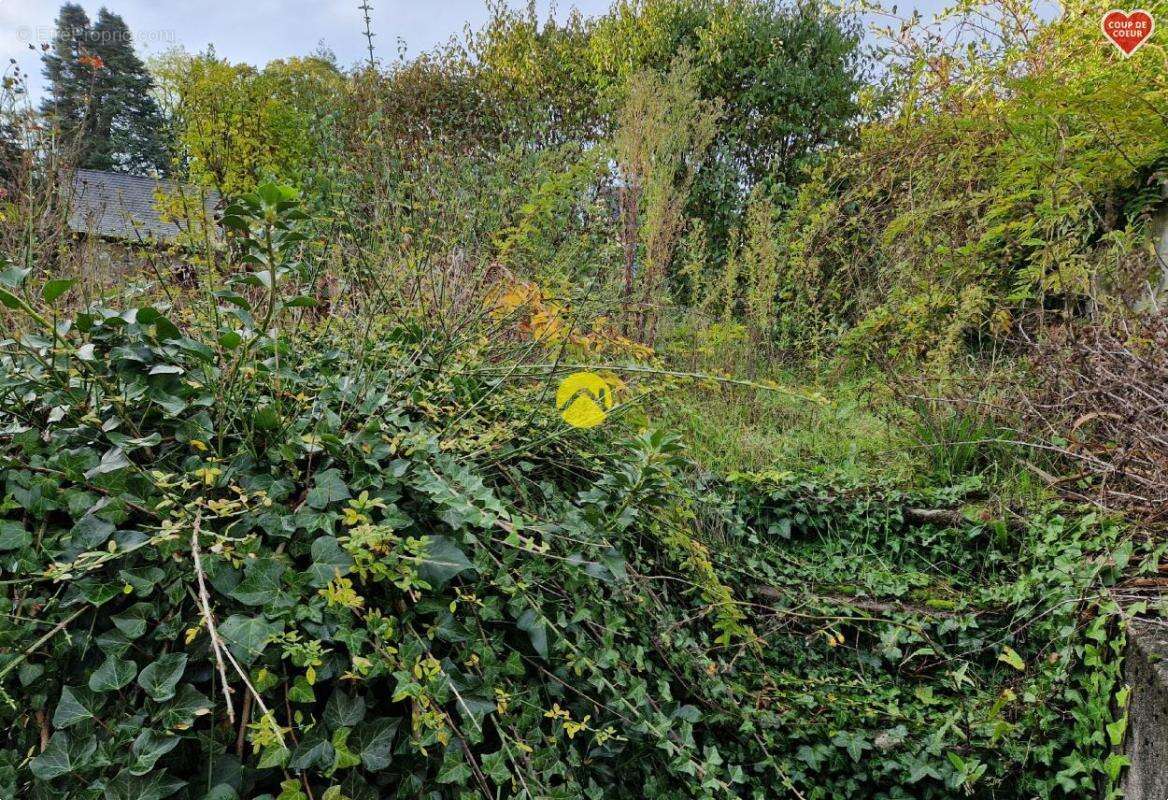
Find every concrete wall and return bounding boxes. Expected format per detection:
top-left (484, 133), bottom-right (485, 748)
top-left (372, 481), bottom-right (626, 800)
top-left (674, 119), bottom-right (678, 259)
top-left (1152, 202), bottom-right (1168, 301)
top-left (1124, 621), bottom-right (1168, 799)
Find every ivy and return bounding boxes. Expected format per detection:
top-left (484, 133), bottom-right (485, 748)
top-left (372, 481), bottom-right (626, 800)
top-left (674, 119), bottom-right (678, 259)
top-left (0, 185), bottom-right (1132, 797)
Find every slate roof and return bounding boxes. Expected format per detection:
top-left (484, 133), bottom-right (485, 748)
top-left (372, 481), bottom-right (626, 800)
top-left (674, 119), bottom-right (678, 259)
top-left (66, 169), bottom-right (219, 244)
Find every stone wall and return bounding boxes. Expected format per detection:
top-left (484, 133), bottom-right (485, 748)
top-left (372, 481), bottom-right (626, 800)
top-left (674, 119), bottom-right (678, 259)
top-left (1124, 620), bottom-right (1168, 799)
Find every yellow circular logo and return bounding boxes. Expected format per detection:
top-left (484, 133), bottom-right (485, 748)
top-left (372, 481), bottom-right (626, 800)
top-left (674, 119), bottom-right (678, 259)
top-left (556, 371), bottom-right (614, 429)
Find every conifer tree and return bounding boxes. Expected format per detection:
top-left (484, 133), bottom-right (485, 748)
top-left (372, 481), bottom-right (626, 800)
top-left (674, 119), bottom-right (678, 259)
top-left (40, 4), bottom-right (98, 155)
top-left (90, 9), bottom-right (169, 173)
top-left (40, 4), bottom-right (169, 174)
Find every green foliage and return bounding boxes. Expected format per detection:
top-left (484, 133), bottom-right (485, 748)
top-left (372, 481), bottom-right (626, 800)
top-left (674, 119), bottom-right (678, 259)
top-left (358, 0), bottom-right (863, 265)
top-left (0, 223), bottom-right (1134, 797)
top-left (615, 57), bottom-right (721, 341)
top-left (40, 4), bottom-right (169, 174)
top-left (154, 52), bottom-right (345, 195)
top-left (590, 0), bottom-right (863, 247)
top-left (470, 4), bottom-right (601, 146)
top-left (776, 0), bottom-right (1168, 365)
top-left (4, 0), bottom-right (1152, 794)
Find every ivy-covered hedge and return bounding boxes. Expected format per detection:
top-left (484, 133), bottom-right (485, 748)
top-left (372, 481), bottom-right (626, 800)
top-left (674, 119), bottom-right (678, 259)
top-left (0, 278), bottom-right (1133, 799)
top-left (0, 175), bottom-right (1136, 799)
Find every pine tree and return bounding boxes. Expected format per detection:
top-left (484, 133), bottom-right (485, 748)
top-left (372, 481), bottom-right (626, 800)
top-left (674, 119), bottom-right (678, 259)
top-left (40, 4), bottom-right (169, 174)
top-left (40, 4), bottom-right (99, 158)
top-left (90, 9), bottom-right (169, 173)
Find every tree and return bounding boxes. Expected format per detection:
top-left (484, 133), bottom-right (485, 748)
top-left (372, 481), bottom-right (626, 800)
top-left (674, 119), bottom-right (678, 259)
top-left (40, 3), bottom-right (97, 155)
top-left (89, 9), bottom-right (169, 173)
top-left (471, 0), bottom-right (864, 270)
top-left (154, 52), bottom-right (344, 195)
top-left (471, 4), bottom-right (601, 147)
top-left (40, 4), bottom-right (169, 173)
top-left (695, 1), bottom-right (863, 192)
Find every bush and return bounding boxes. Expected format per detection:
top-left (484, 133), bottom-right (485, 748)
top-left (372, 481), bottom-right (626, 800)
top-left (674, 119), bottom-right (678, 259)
top-left (0, 260), bottom-right (1134, 797)
top-left (775, 0), bottom-right (1168, 366)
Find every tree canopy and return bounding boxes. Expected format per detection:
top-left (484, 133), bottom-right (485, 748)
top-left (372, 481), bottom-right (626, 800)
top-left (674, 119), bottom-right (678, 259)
top-left (40, 4), bottom-right (169, 174)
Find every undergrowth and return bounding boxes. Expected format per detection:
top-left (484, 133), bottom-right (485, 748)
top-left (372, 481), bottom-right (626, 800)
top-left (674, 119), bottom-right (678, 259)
top-left (0, 185), bottom-right (1138, 797)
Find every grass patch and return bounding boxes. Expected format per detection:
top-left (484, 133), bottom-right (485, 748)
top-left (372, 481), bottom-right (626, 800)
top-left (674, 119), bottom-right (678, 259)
top-left (653, 372), bottom-right (920, 483)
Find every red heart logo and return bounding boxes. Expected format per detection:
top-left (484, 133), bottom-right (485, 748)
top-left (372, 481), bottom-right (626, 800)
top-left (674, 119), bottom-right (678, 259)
top-left (1102, 9), bottom-right (1154, 55)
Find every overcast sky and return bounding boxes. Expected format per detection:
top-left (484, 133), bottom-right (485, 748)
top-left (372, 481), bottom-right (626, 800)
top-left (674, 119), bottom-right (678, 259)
top-left (0, 0), bottom-right (606, 99)
top-left (2, 0), bottom-right (957, 102)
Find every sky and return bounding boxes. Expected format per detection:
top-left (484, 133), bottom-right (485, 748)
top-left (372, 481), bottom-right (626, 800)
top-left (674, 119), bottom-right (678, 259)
top-left (0, 0), bottom-right (611, 100)
top-left (1, 0), bottom-right (955, 103)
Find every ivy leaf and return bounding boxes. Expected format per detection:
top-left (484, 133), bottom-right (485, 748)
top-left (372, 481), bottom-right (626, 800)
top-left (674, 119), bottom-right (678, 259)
top-left (230, 559), bottom-right (286, 606)
top-left (517, 608), bottom-right (548, 658)
top-left (455, 696), bottom-right (496, 729)
top-left (118, 566), bottom-right (166, 596)
top-left (219, 615), bottom-right (281, 664)
top-left (308, 537), bottom-right (354, 588)
top-left (350, 717), bottom-right (399, 771)
top-left (481, 749), bottom-right (511, 784)
top-left (111, 604), bottom-right (151, 639)
top-left (324, 689), bottom-right (366, 730)
top-left (288, 729), bottom-right (334, 771)
top-left (52, 685), bottom-right (94, 728)
top-left (94, 770), bottom-right (186, 800)
top-left (129, 729), bottom-right (181, 775)
top-left (831, 731), bottom-right (870, 763)
top-left (436, 750), bottom-right (473, 784)
top-left (137, 653), bottom-right (188, 702)
top-left (19, 662), bottom-right (43, 687)
top-left (72, 514), bottom-right (116, 550)
top-left (417, 535), bottom-right (475, 589)
top-left (29, 731), bottom-right (97, 780)
top-left (0, 520), bottom-right (31, 551)
top-left (88, 656), bottom-right (138, 693)
top-left (84, 446), bottom-right (131, 479)
top-left (96, 629), bottom-right (133, 659)
top-left (155, 684), bottom-right (212, 730)
top-left (288, 675), bottom-right (315, 703)
top-left (307, 468), bottom-right (350, 509)
top-left (1107, 717), bottom-right (1127, 747)
top-left (78, 579), bottom-right (121, 607)
top-left (257, 743), bottom-right (290, 770)
top-left (328, 728), bottom-right (362, 774)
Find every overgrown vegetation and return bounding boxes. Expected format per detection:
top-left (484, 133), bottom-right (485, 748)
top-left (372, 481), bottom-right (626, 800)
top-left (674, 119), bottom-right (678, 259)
top-left (1, 0), bottom-right (1165, 796)
top-left (0, 223), bottom-right (1138, 797)
top-left (776, 0), bottom-right (1168, 366)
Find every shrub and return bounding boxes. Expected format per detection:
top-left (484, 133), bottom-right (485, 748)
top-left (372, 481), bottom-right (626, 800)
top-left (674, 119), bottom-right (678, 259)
top-left (776, 0), bottom-right (1168, 366)
top-left (0, 262), bottom-right (1133, 797)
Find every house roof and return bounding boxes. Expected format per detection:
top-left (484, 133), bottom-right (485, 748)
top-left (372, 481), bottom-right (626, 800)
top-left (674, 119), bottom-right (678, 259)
top-left (66, 169), bottom-right (220, 244)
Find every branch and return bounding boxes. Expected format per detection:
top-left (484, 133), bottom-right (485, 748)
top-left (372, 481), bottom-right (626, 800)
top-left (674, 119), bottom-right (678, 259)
top-left (190, 510), bottom-right (287, 746)
top-left (191, 511), bottom-right (235, 724)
